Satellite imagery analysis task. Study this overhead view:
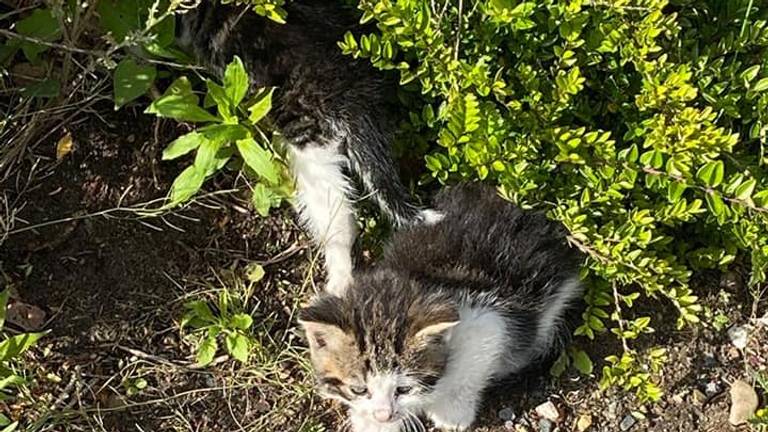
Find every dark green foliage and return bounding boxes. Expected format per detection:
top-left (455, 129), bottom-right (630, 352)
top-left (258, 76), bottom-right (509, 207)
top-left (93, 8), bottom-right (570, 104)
top-left (340, 0), bottom-right (768, 401)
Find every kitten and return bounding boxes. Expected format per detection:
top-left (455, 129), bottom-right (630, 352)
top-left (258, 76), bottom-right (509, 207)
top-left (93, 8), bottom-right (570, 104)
top-left (299, 183), bottom-right (585, 431)
top-left (176, 1), bottom-right (438, 296)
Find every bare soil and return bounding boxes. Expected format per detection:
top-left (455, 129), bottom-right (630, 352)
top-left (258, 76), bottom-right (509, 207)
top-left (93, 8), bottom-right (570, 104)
top-left (1, 107), bottom-right (766, 432)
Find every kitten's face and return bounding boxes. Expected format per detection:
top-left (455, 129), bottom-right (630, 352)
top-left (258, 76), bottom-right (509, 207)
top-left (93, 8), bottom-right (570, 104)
top-left (299, 291), bottom-right (458, 429)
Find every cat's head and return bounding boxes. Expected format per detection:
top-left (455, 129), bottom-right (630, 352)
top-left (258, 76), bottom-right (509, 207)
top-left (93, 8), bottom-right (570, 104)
top-left (298, 273), bottom-right (458, 428)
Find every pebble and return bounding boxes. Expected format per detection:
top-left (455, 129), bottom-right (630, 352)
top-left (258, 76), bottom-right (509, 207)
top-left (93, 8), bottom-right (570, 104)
top-left (702, 352), bottom-right (718, 368)
top-left (504, 420), bottom-right (516, 430)
top-left (537, 418), bottom-right (553, 432)
top-left (619, 414), bottom-right (636, 431)
top-left (691, 388), bottom-right (707, 406)
top-left (535, 400), bottom-right (560, 422)
top-left (727, 325), bottom-right (749, 349)
top-left (606, 401), bottom-right (618, 421)
top-left (576, 413), bottom-right (593, 431)
top-left (498, 407), bottom-right (517, 422)
top-left (704, 381), bottom-right (721, 396)
top-left (729, 379), bottom-right (759, 426)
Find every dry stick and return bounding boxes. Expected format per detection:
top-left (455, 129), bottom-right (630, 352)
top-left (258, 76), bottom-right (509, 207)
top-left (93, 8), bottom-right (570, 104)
top-left (611, 282), bottom-right (631, 353)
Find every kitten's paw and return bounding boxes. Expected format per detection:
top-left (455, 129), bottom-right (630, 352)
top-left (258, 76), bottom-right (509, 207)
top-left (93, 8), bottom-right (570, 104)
top-left (325, 271), bottom-right (354, 297)
top-left (418, 209), bottom-right (445, 225)
top-left (429, 405), bottom-right (476, 431)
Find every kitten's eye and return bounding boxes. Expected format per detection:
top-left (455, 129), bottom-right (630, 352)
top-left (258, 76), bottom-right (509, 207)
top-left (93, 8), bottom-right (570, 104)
top-left (349, 385), bottom-right (368, 396)
top-left (396, 386), bottom-right (413, 395)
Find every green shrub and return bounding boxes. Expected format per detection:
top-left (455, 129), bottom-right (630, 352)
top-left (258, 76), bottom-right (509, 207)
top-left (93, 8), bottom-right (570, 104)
top-left (341, 0), bottom-right (768, 401)
top-left (5, 0), bottom-right (768, 403)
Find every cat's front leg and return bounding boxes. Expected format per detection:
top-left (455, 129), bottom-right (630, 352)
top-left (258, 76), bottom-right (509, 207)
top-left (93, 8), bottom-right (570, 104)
top-left (424, 307), bottom-right (509, 431)
top-left (289, 143), bottom-right (357, 297)
top-left (424, 392), bottom-right (478, 431)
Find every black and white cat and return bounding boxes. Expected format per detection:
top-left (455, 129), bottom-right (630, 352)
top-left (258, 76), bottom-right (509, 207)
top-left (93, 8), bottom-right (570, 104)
top-left (176, 1), bottom-right (439, 296)
top-left (299, 184), bottom-right (585, 431)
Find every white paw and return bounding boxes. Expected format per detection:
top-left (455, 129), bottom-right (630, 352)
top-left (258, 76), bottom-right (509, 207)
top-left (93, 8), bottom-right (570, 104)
top-left (419, 209), bottom-right (445, 225)
top-left (428, 404), bottom-right (476, 431)
top-left (325, 271), bottom-right (354, 297)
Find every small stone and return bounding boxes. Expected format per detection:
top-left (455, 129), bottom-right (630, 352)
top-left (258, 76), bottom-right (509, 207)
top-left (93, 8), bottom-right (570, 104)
top-left (499, 407), bottom-right (517, 422)
top-left (671, 390), bottom-right (687, 404)
top-left (504, 420), bottom-right (516, 430)
top-left (729, 380), bottom-right (759, 426)
top-left (576, 413), bottom-right (593, 431)
top-left (537, 418), bottom-right (553, 432)
top-left (535, 401), bottom-right (560, 422)
top-left (702, 353), bottom-right (718, 368)
top-left (514, 424), bottom-right (531, 432)
top-left (619, 414), bottom-right (636, 431)
top-left (727, 325), bottom-right (749, 349)
top-left (727, 346), bottom-right (741, 360)
top-left (704, 381), bottom-right (721, 396)
top-left (606, 401), bottom-right (618, 421)
top-left (691, 388), bottom-right (707, 406)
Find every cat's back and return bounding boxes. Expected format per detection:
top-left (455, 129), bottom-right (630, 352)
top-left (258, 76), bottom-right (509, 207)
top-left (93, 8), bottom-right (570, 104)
top-left (177, 0), bottom-right (361, 83)
top-left (383, 183), bottom-right (580, 293)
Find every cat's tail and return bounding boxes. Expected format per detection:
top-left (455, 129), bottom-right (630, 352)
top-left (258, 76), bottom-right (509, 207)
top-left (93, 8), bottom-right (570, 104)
top-left (346, 136), bottom-right (440, 228)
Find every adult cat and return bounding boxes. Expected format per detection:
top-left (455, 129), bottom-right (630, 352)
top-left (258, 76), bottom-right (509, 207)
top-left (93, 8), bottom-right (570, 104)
top-left (176, 0), bottom-right (437, 295)
top-left (300, 183), bottom-right (585, 431)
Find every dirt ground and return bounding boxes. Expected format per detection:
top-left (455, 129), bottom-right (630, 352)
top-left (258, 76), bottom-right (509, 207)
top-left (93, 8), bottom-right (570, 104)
top-left (1, 107), bottom-right (766, 432)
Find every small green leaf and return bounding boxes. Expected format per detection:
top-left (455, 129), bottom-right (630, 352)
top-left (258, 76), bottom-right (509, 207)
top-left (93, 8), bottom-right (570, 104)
top-left (754, 78), bottom-right (768, 93)
top-left (0, 374), bottom-right (25, 391)
top-left (0, 421), bottom-right (18, 432)
top-left (236, 138), bottom-right (279, 184)
top-left (16, 9), bottom-right (61, 62)
top-left (225, 332), bottom-right (250, 363)
top-left (229, 313), bottom-right (253, 331)
top-left (549, 351), bottom-right (569, 377)
top-left (705, 191), bottom-right (725, 216)
top-left (245, 263), bottom-right (265, 283)
top-left (571, 349), bottom-right (594, 375)
top-left (251, 182), bottom-right (277, 217)
top-left (198, 124), bottom-right (250, 144)
top-left (184, 300), bottom-right (216, 325)
top-left (21, 79), bottom-right (60, 98)
top-left (168, 165), bottom-right (205, 205)
top-left (667, 181), bottom-right (687, 202)
top-left (734, 178), bottom-right (757, 200)
top-left (163, 132), bottom-right (205, 160)
top-left (248, 88), bottom-right (274, 123)
top-left (741, 65), bottom-right (760, 83)
top-left (145, 77), bottom-right (220, 123)
top-left (224, 56), bottom-right (249, 107)
top-left (0, 331), bottom-right (47, 361)
top-left (696, 161), bottom-right (724, 188)
top-left (196, 335), bottom-right (218, 366)
top-left (206, 80), bottom-right (232, 120)
top-left (0, 290), bottom-right (9, 331)
top-left (113, 58), bottom-right (156, 109)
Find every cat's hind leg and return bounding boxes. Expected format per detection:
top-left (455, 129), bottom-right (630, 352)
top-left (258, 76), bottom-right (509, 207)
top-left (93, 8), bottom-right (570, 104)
top-left (290, 143), bottom-right (357, 297)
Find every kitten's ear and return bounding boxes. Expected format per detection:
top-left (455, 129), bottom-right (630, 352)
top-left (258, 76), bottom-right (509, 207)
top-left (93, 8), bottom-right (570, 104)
top-left (299, 320), bottom-right (350, 350)
top-left (413, 320), bottom-right (460, 340)
top-left (298, 296), bottom-right (352, 351)
top-left (409, 304), bottom-right (460, 341)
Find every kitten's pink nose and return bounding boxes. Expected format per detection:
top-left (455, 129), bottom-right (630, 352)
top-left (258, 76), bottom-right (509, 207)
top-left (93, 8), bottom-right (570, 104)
top-left (373, 408), bottom-right (393, 422)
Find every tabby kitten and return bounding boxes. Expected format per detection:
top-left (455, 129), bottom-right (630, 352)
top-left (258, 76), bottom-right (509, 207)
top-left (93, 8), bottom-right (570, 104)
top-left (299, 184), bottom-right (585, 431)
top-left (176, 1), bottom-right (437, 296)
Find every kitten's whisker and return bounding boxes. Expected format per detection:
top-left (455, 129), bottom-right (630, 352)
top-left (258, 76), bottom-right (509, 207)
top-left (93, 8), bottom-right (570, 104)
top-left (405, 411), bottom-right (425, 432)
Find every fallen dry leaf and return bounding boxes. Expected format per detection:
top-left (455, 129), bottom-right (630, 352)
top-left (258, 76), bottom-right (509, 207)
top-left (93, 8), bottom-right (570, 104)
top-left (729, 379), bottom-right (759, 426)
top-left (56, 132), bottom-right (74, 161)
top-left (6, 301), bottom-right (46, 331)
